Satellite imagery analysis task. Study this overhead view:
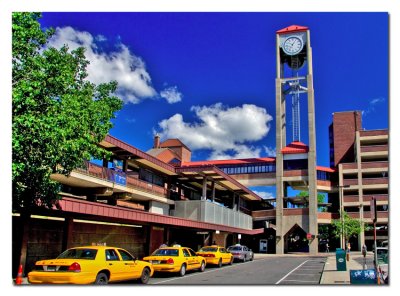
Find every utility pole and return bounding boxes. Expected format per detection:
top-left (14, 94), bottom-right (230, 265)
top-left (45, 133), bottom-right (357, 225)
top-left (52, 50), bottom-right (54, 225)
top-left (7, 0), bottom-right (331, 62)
top-left (371, 197), bottom-right (378, 269)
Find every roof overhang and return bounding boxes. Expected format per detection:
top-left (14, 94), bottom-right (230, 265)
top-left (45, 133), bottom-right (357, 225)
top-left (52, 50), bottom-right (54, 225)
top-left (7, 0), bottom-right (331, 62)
top-left (176, 165), bottom-right (262, 201)
top-left (52, 197), bottom-right (264, 235)
top-left (100, 135), bottom-right (177, 176)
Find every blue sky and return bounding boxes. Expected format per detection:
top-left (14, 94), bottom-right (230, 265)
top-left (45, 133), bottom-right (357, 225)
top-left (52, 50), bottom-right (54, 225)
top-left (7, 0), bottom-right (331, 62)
top-left (38, 12), bottom-right (388, 201)
top-left (39, 12), bottom-right (388, 170)
top-left (37, 12), bottom-right (389, 200)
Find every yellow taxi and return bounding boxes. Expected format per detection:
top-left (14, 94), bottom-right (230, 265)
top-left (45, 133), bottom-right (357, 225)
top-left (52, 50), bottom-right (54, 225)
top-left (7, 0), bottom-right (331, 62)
top-left (142, 246), bottom-right (206, 276)
top-left (28, 245), bottom-right (154, 284)
top-left (196, 245), bottom-right (233, 267)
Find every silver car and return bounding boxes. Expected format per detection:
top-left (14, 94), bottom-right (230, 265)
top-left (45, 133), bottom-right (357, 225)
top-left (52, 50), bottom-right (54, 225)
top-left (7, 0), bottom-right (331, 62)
top-left (227, 244), bottom-right (254, 262)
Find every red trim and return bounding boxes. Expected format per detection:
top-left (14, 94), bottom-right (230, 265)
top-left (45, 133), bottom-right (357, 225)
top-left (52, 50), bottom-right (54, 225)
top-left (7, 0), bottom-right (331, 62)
top-left (104, 135), bottom-right (176, 172)
top-left (182, 157), bottom-right (275, 167)
top-left (176, 165), bottom-right (262, 201)
top-left (58, 197), bottom-right (263, 235)
top-left (316, 166), bottom-right (336, 173)
top-left (281, 141), bottom-right (309, 154)
top-left (276, 25), bottom-right (309, 35)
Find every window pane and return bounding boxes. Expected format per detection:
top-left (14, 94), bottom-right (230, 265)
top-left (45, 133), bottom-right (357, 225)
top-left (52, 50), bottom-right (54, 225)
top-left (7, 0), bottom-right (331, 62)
top-left (118, 249), bottom-right (134, 261)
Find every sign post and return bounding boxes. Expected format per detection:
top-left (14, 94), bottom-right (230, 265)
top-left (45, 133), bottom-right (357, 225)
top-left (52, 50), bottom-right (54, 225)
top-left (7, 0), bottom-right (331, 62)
top-left (370, 197), bottom-right (378, 269)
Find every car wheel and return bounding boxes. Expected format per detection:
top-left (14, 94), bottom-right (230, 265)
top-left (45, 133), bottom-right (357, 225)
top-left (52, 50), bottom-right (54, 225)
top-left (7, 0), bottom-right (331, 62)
top-left (229, 257), bottom-right (233, 265)
top-left (218, 259), bottom-right (222, 268)
top-left (179, 264), bottom-right (186, 277)
top-left (200, 261), bottom-right (206, 272)
top-left (250, 254), bottom-right (254, 261)
top-left (95, 272), bottom-right (108, 284)
top-left (139, 267), bottom-right (151, 284)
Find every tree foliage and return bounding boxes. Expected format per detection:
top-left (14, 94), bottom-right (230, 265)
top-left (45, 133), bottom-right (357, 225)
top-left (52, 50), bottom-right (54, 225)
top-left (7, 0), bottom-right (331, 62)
top-left (296, 191), bottom-right (327, 211)
top-left (12, 12), bottom-right (123, 210)
top-left (331, 211), bottom-right (362, 243)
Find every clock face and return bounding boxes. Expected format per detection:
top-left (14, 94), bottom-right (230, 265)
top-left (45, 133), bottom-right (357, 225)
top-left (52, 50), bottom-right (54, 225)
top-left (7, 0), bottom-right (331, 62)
top-left (283, 36), bottom-right (304, 56)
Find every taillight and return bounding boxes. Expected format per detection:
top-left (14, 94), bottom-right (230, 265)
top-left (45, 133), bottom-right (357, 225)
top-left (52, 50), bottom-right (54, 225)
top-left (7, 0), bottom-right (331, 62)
top-left (68, 262), bottom-right (81, 272)
top-left (166, 258), bottom-right (174, 265)
top-left (209, 254), bottom-right (215, 257)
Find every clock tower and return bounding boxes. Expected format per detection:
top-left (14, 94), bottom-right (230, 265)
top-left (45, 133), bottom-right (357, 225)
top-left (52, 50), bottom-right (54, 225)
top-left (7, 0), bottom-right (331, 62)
top-left (275, 25), bottom-right (318, 254)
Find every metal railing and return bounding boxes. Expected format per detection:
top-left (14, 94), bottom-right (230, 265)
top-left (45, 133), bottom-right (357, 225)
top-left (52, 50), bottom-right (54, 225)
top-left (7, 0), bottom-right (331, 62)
top-left (173, 200), bottom-right (252, 229)
top-left (76, 161), bottom-right (167, 197)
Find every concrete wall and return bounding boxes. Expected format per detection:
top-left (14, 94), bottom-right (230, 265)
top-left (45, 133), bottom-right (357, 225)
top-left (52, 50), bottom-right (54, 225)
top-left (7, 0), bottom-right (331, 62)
top-left (149, 200), bottom-right (170, 215)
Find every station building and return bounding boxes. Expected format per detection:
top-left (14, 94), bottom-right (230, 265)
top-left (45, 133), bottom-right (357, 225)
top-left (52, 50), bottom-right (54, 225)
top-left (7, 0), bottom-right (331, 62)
top-left (12, 25), bottom-right (388, 277)
top-left (12, 112), bottom-right (388, 276)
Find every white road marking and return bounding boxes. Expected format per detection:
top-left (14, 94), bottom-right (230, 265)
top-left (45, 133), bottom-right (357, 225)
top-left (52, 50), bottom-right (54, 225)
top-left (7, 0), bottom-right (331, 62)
top-left (152, 259), bottom-right (267, 284)
top-left (275, 260), bottom-right (309, 285)
top-left (279, 279), bottom-right (317, 283)
top-left (290, 273), bottom-right (320, 276)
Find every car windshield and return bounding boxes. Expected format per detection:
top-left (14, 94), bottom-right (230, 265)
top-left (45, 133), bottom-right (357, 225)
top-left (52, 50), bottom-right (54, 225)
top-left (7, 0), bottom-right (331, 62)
top-left (228, 246), bottom-right (242, 251)
top-left (199, 247), bottom-right (218, 252)
top-left (152, 248), bottom-right (179, 256)
top-left (57, 248), bottom-right (97, 260)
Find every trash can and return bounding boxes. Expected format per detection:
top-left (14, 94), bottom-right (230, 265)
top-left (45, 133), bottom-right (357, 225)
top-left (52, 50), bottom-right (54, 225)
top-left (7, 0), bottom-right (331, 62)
top-left (336, 248), bottom-right (347, 271)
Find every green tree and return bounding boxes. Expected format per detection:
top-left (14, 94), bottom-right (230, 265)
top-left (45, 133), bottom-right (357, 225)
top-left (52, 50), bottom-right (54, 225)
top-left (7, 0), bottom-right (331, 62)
top-left (12, 12), bottom-right (123, 210)
top-left (296, 191), bottom-right (327, 211)
top-left (332, 211), bottom-right (363, 246)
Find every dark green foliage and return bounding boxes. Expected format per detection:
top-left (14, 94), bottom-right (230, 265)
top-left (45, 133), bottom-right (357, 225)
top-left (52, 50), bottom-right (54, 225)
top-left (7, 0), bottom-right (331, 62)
top-left (12, 13), bottom-right (123, 209)
top-left (332, 211), bottom-right (363, 242)
top-left (296, 191), bottom-right (327, 211)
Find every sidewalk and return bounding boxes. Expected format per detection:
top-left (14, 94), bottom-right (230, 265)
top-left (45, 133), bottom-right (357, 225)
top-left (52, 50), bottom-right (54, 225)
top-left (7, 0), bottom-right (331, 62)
top-left (254, 251), bottom-right (375, 285)
top-left (320, 252), bottom-right (364, 284)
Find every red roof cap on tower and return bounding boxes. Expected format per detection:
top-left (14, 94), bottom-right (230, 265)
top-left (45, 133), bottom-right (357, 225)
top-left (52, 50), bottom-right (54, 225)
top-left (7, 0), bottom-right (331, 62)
top-left (276, 25), bottom-right (309, 35)
top-left (281, 141), bottom-right (309, 154)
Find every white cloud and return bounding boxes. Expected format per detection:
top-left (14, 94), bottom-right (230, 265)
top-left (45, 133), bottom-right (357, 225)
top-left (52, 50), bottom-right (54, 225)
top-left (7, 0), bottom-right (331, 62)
top-left (264, 146), bottom-right (276, 157)
top-left (95, 34), bottom-right (107, 42)
top-left (160, 86), bottom-right (183, 104)
top-left (209, 146), bottom-right (262, 160)
top-left (252, 190), bottom-right (275, 200)
top-left (46, 26), bottom-right (173, 104)
top-left (157, 103), bottom-right (273, 159)
top-left (363, 97), bottom-right (386, 116)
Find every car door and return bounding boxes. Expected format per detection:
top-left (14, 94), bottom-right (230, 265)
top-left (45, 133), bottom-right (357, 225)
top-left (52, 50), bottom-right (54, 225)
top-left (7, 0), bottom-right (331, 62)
top-left (117, 249), bottom-right (140, 280)
top-left (243, 246), bottom-right (250, 261)
top-left (105, 248), bottom-right (125, 281)
top-left (219, 248), bottom-right (229, 263)
top-left (188, 248), bottom-right (201, 269)
top-left (182, 248), bottom-right (193, 270)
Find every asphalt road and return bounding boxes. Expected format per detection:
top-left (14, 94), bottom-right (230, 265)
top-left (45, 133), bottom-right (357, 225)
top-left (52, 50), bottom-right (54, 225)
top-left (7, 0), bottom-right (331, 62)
top-left (146, 256), bottom-right (326, 285)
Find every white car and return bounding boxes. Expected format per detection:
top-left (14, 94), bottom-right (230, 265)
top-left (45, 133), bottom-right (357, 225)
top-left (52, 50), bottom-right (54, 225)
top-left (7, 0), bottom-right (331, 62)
top-left (227, 244), bottom-right (254, 262)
